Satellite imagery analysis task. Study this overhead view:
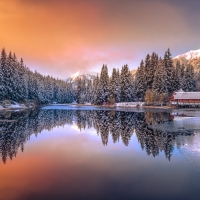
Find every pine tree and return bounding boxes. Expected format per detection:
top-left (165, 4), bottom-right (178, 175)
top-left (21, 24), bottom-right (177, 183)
top-left (95, 65), bottom-right (109, 105)
top-left (109, 68), bottom-right (121, 103)
top-left (180, 63), bottom-right (185, 89)
top-left (164, 48), bottom-right (174, 94)
top-left (92, 74), bottom-right (99, 104)
top-left (17, 59), bottom-right (28, 101)
top-left (120, 64), bottom-right (133, 102)
top-left (12, 53), bottom-right (21, 101)
top-left (136, 60), bottom-right (146, 100)
top-left (152, 58), bottom-right (168, 94)
top-left (0, 48), bottom-right (8, 100)
top-left (86, 80), bottom-right (92, 103)
top-left (144, 54), bottom-right (152, 89)
top-left (183, 65), bottom-right (196, 91)
top-left (6, 52), bottom-right (16, 100)
top-left (173, 61), bottom-right (181, 91)
top-left (81, 79), bottom-right (86, 103)
top-left (76, 78), bottom-right (82, 104)
top-left (115, 69), bottom-right (121, 102)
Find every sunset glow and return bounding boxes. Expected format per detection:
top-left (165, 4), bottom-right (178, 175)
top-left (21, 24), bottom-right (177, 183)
top-left (1, 0), bottom-right (200, 78)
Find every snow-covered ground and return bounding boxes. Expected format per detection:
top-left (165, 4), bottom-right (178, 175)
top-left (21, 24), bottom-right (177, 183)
top-left (115, 102), bottom-right (145, 107)
top-left (0, 101), bottom-right (27, 110)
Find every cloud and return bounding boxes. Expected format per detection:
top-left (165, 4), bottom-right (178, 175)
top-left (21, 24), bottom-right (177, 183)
top-left (0, 0), bottom-right (200, 78)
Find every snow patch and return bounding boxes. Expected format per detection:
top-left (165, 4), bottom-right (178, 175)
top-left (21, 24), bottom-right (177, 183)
top-left (116, 102), bottom-right (145, 107)
top-left (66, 70), bottom-right (98, 84)
top-left (174, 49), bottom-right (200, 60)
top-left (0, 101), bottom-right (27, 110)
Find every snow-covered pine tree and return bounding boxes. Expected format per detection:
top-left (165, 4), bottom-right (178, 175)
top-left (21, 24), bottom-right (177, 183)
top-left (95, 65), bottom-right (109, 105)
top-left (109, 68), bottom-right (120, 103)
top-left (109, 68), bottom-right (116, 100)
top-left (0, 48), bottom-right (8, 100)
top-left (116, 69), bottom-right (121, 102)
top-left (136, 60), bottom-right (146, 101)
top-left (12, 53), bottom-right (21, 101)
top-left (17, 58), bottom-right (28, 101)
top-left (173, 61), bottom-right (181, 91)
top-left (183, 65), bottom-right (196, 91)
top-left (152, 52), bottom-right (158, 71)
top-left (6, 52), bottom-right (16, 100)
top-left (130, 72), bottom-right (136, 100)
top-left (67, 82), bottom-right (75, 103)
top-left (144, 54), bottom-right (151, 89)
top-left (163, 48), bottom-right (174, 95)
top-left (92, 74), bottom-right (99, 104)
top-left (86, 80), bottom-right (92, 103)
top-left (76, 78), bottom-right (82, 104)
top-left (152, 58), bottom-right (168, 94)
top-left (0, 56), bottom-right (4, 100)
top-left (120, 64), bottom-right (133, 102)
top-left (81, 79), bottom-right (86, 103)
top-left (180, 63), bottom-right (185, 89)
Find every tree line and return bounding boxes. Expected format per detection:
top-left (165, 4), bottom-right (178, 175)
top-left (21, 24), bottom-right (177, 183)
top-left (137, 49), bottom-right (196, 105)
top-left (76, 48), bottom-right (198, 105)
top-left (0, 48), bottom-right (75, 104)
top-left (0, 47), bottom-right (199, 105)
top-left (76, 64), bottom-right (135, 104)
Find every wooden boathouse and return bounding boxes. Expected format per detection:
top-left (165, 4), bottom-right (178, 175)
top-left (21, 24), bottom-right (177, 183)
top-left (170, 89), bottom-right (200, 108)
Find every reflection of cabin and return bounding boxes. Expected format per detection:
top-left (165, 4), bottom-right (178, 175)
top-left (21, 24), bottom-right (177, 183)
top-left (170, 89), bottom-right (200, 108)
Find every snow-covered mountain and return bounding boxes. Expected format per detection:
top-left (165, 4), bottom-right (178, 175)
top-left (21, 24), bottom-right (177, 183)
top-left (66, 70), bottom-right (98, 85)
top-left (173, 49), bottom-right (200, 71)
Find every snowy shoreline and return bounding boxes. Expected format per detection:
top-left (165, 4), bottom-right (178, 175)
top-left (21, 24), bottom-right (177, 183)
top-left (0, 107), bottom-right (29, 111)
top-left (0, 101), bottom-right (33, 111)
top-left (40, 103), bottom-right (174, 110)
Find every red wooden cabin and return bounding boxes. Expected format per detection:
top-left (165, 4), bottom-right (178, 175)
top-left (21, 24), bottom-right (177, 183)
top-left (170, 89), bottom-right (200, 105)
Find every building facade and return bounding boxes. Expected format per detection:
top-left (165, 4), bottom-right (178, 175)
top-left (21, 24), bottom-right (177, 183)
top-left (170, 89), bottom-right (200, 107)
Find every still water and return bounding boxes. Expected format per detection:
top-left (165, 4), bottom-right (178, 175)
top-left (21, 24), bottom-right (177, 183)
top-left (0, 107), bottom-right (200, 200)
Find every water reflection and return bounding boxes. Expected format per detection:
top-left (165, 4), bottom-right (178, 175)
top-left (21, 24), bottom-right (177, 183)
top-left (0, 109), bottom-right (195, 163)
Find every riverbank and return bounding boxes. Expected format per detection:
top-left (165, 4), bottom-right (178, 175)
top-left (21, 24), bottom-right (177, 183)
top-left (40, 103), bottom-right (175, 112)
top-left (0, 102), bottom-right (34, 112)
top-left (0, 107), bottom-right (30, 112)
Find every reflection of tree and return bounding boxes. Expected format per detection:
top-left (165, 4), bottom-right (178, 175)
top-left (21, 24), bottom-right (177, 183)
top-left (136, 112), bottom-right (194, 160)
top-left (109, 111), bottom-right (121, 143)
top-left (145, 112), bottom-right (172, 125)
top-left (96, 111), bottom-right (110, 146)
top-left (0, 109), bottom-right (195, 163)
top-left (118, 112), bottom-right (136, 146)
top-left (0, 109), bottom-right (75, 163)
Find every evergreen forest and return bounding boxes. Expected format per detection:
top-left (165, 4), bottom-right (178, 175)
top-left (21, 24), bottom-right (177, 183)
top-left (0, 48), bottom-right (199, 105)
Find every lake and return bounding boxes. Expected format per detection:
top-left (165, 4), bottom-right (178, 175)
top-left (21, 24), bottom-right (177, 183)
top-left (0, 106), bottom-right (200, 200)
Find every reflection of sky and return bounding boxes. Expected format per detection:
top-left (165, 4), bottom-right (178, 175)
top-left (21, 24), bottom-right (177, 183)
top-left (1, 124), bottom-right (200, 200)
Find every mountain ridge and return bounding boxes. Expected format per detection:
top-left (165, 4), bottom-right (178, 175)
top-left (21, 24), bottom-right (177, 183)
top-left (66, 70), bottom-right (98, 85)
top-left (173, 49), bottom-right (200, 71)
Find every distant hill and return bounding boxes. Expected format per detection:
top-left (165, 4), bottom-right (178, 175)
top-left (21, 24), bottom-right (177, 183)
top-left (66, 70), bottom-right (98, 86)
top-left (130, 69), bottom-right (137, 75)
top-left (173, 49), bottom-right (200, 71)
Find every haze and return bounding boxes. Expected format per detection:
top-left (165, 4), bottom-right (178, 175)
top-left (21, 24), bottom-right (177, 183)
top-left (0, 0), bottom-right (200, 78)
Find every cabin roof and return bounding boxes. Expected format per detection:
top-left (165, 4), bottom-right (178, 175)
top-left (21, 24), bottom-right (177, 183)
top-left (173, 92), bottom-right (200, 100)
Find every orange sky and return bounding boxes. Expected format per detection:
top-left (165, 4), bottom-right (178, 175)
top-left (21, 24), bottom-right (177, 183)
top-left (1, 0), bottom-right (200, 78)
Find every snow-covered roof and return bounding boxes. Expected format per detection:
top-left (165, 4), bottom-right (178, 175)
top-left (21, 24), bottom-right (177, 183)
top-left (173, 92), bottom-right (200, 100)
